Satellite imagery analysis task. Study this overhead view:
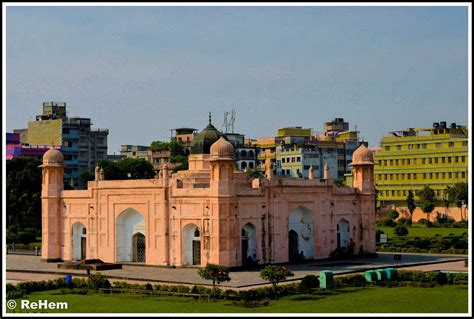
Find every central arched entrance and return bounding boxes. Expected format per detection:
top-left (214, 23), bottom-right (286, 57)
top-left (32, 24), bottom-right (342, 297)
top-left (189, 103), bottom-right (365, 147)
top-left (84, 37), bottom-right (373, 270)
top-left (288, 206), bottom-right (314, 261)
top-left (116, 209), bottom-right (145, 262)
top-left (183, 224), bottom-right (201, 266)
top-left (241, 223), bottom-right (257, 266)
top-left (72, 222), bottom-right (86, 260)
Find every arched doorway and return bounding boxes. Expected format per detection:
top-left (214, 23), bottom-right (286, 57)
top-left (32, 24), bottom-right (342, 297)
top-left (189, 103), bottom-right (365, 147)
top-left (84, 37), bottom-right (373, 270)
top-left (241, 223), bottom-right (257, 266)
top-left (288, 206), bottom-right (314, 261)
top-left (183, 224), bottom-right (201, 266)
top-left (116, 209), bottom-right (145, 262)
top-left (288, 230), bottom-right (299, 262)
top-left (132, 232), bottom-right (146, 262)
top-left (72, 222), bottom-right (86, 260)
top-left (337, 219), bottom-right (350, 250)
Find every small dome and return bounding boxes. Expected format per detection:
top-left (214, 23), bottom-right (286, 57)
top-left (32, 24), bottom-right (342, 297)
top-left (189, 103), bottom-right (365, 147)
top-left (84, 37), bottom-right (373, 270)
top-left (43, 148), bottom-right (64, 164)
top-left (351, 144), bottom-right (374, 165)
top-left (210, 136), bottom-right (235, 159)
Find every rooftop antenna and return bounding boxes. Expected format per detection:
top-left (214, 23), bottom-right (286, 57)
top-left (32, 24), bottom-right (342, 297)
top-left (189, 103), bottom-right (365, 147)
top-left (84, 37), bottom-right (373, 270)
top-left (221, 111), bottom-right (229, 133)
top-left (230, 109), bottom-right (236, 133)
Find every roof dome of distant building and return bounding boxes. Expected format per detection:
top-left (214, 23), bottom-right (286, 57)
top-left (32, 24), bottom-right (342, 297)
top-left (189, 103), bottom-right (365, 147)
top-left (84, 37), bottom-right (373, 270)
top-left (210, 136), bottom-right (235, 159)
top-left (350, 144), bottom-right (374, 165)
top-left (43, 148), bottom-right (64, 165)
top-left (189, 114), bottom-right (221, 155)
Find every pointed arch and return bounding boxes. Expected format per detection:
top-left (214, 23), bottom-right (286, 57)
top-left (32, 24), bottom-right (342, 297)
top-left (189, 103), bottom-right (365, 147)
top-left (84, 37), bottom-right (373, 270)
top-left (182, 223), bottom-right (201, 266)
top-left (288, 205), bottom-right (314, 261)
top-left (116, 208), bottom-right (145, 262)
top-left (72, 222), bottom-right (86, 260)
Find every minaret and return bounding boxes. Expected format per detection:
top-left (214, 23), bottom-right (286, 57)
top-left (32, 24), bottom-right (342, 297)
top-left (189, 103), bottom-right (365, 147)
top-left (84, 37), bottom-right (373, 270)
top-left (209, 136), bottom-right (235, 196)
top-left (349, 144), bottom-right (375, 193)
top-left (95, 164), bottom-right (100, 181)
top-left (40, 147), bottom-right (65, 262)
top-left (323, 162), bottom-right (329, 180)
top-left (308, 165), bottom-right (314, 180)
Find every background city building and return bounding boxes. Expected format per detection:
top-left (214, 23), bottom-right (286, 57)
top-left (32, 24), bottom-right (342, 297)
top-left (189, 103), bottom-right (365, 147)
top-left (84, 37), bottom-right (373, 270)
top-left (374, 122), bottom-right (468, 205)
top-left (13, 101), bottom-right (109, 188)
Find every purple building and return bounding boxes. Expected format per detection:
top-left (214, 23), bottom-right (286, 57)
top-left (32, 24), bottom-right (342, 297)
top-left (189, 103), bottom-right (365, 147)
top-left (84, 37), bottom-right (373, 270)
top-left (6, 133), bottom-right (58, 160)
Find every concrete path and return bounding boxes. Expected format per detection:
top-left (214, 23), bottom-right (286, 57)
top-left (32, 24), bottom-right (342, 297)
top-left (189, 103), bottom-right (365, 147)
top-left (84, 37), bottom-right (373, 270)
top-left (6, 253), bottom-right (467, 289)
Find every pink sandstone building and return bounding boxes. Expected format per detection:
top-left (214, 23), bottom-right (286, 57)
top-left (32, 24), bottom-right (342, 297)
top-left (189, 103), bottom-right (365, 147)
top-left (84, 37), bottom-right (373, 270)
top-left (41, 119), bottom-right (376, 267)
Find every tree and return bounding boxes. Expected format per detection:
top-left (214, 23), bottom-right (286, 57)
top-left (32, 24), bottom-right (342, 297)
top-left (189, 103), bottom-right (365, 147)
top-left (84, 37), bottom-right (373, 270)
top-left (79, 171), bottom-right (93, 189)
top-left (97, 158), bottom-right (154, 180)
top-left (388, 210), bottom-right (399, 220)
top-left (406, 190), bottom-right (416, 223)
top-left (453, 182), bottom-right (468, 221)
top-left (6, 157), bottom-right (42, 228)
top-left (198, 264), bottom-right (231, 299)
top-left (442, 186), bottom-right (456, 220)
top-left (417, 186), bottom-right (436, 222)
top-left (260, 265), bottom-right (294, 300)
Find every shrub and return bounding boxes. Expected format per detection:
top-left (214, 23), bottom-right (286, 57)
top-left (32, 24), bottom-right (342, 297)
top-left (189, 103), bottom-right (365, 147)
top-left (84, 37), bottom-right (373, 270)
top-left (87, 273), bottom-right (111, 291)
top-left (300, 275), bottom-right (319, 292)
top-left (17, 231), bottom-right (36, 245)
top-left (145, 283), bottom-right (153, 291)
top-left (334, 274), bottom-right (366, 287)
top-left (425, 221), bottom-right (433, 228)
top-left (388, 210), bottom-right (400, 220)
top-left (260, 265), bottom-right (294, 300)
top-left (397, 218), bottom-right (411, 226)
top-left (382, 219), bottom-right (394, 227)
top-left (417, 218), bottom-right (428, 225)
top-left (393, 225), bottom-right (409, 236)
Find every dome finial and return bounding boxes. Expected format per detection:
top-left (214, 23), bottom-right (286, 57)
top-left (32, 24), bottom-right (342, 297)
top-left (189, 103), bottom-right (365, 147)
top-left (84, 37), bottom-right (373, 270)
top-left (209, 112), bottom-right (212, 125)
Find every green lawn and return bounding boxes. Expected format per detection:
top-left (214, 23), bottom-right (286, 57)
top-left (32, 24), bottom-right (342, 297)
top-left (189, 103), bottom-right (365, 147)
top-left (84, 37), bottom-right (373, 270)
top-left (7, 286), bottom-right (468, 313)
top-left (377, 226), bottom-right (468, 238)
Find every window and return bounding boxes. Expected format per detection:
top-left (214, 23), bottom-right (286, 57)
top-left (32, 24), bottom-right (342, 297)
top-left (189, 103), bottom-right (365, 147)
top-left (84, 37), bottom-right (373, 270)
top-left (448, 142), bottom-right (454, 148)
top-left (401, 159), bottom-right (405, 165)
top-left (448, 172), bottom-right (452, 179)
top-left (448, 157), bottom-right (452, 163)
top-left (434, 158), bottom-right (438, 164)
top-left (413, 159), bottom-right (416, 165)
top-left (429, 173), bottom-right (433, 179)
top-left (436, 143), bottom-right (441, 149)
top-left (385, 146), bottom-right (390, 151)
top-left (441, 172), bottom-right (445, 179)
top-left (407, 159), bottom-right (410, 165)
top-left (461, 156), bottom-right (465, 162)
top-left (435, 173), bottom-right (439, 179)
top-left (413, 173), bottom-right (417, 180)
top-left (408, 144), bottom-right (413, 150)
top-left (397, 145), bottom-right (402, 150)
top-left (395, 174), bottom-right (399, 180)
top-left (390, 160), bottom-right (393, 166)
top-left (407, 173), bottom-right (411, 180)
top-left (428, 158), bottom-right (432, 164)
top-left (384, 160), bottom-right (388, 166)
top-left (297, 157), bottom-right (301, 162)
top-left (282, 158), bottom-right (286, 163)
top-left (291, 157), bottom-right (295, 163)
top-left (455, 156), bottom-right (459, 163)
top-left (62, 128), bottom-right (70, 134)
top-left (423, 173), bottom-right (426, 179)
top-left (395, 159), bottom-right (399, 165)
top-left (442, 157), bottom-right (445, 164)
top-left (422, 158), bottom-right (426, 164)
top-left (415, 144), bottom-right (420, 149)
top-left (461, 172), bottom-right (466, 178)
top-left (421, 144), bottom-right (427, 149)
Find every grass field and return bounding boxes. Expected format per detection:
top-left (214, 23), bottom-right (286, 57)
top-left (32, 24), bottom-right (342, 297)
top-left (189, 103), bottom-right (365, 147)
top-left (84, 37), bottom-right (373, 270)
top-left (377, 226), bottom-right (468, 238)
top-left (7, 285), bottom-right (468, 313)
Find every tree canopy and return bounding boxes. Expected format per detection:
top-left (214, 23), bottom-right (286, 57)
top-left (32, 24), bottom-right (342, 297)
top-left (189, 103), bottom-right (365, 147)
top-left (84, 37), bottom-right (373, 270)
top-left (97, 158), bottom-right (155, 180)
top-left (417, 186), bottom-right (436, 219)
top-left (6, 157), bottom-right (42, 228)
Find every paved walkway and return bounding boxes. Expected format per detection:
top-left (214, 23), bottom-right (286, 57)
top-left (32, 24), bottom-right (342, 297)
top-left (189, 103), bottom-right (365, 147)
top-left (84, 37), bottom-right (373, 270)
top-left (6, 253), bottom-right (467, 289)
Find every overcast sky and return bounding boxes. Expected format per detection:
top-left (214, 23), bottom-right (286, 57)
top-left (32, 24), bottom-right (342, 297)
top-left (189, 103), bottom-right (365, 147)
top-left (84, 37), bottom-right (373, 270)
top-left (5, 5), bottom-right (469, 154)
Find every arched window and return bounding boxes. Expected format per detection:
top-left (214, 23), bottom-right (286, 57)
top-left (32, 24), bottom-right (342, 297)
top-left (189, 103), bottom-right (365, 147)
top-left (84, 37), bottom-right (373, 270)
top-left (249, 162), bottom-right (254, 169)
top-left (194, 228), bottom-right (200, 237)
top-left (241, 150), bottom-right (247, 158)
top-left (248, 150), bottom-right (254, 158)
top-left (241, 162), bottom-right (247, 170)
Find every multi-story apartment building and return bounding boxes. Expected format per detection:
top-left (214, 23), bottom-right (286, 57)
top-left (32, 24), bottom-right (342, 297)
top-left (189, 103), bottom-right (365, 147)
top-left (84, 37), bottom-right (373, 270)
top-left (120, 145), bottom-right (150, 160)
top-left (6, 132), bottom-right (56, 161)
top-left (225, 133), bottom-right (257, 171)
top-left (171, 127), bottom-right (198, 155)
top-left (15, 102), bottom-right (109, 188)
top-left (374, 122), bottom-right (468, 204)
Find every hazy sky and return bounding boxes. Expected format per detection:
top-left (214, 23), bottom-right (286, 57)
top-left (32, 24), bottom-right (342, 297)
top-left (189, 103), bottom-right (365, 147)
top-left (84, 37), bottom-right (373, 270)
top-left (5, 5), bottom-right (469, 153)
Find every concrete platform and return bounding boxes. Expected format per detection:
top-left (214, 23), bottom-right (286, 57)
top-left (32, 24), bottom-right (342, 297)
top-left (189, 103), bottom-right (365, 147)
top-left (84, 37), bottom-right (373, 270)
top-left (5, 253), bottom-right (467, 289)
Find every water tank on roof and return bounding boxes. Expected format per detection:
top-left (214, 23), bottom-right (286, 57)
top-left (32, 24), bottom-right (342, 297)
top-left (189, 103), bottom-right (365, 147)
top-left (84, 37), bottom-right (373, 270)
top-left (433, 122), bottom-right (439, 128)
top-left (440, 122), bottom-right (447, 128)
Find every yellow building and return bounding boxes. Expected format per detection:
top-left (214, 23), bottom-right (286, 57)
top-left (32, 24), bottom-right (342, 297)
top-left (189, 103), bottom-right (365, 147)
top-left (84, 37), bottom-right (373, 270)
top-left (374, 123), bottom-right (468, 204)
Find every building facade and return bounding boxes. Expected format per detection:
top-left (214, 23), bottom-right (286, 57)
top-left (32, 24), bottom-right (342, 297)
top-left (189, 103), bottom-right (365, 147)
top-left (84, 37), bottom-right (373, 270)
top-left (374, 122), bottom-right (468, 204)
top-left (41, 119), bottom-right (376, 267)
top-left (16, 102), bottom-right (109, 188)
